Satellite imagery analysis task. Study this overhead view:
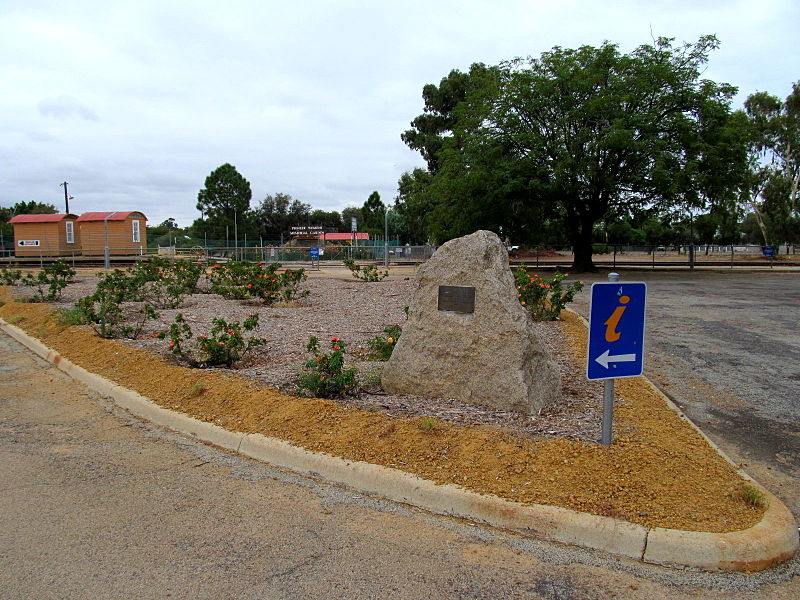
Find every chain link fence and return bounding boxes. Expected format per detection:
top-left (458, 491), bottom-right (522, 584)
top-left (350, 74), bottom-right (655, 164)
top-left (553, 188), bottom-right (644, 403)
top-left (2, 237), bottom-right (798, 269)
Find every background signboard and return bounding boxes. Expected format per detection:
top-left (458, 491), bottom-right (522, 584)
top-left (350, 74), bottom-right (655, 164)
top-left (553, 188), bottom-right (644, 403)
top-left (587, 282), bottom-right (647, 380)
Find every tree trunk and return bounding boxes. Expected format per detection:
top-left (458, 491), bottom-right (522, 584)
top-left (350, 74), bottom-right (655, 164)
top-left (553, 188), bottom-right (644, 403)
top-left (566, 204), bottom-right (598, 272)
top-left (571, 236), bottom-right (596, 272)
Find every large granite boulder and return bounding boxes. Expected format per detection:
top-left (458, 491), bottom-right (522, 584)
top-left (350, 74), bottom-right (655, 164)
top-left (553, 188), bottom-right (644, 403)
top-left (381, 230), bottom-right (561, 415)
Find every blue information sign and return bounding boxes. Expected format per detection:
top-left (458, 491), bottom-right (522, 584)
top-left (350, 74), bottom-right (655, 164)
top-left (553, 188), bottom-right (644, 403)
top-left (309, 247), bottom-right (320, 259)
top-left (587, 282), bottom-right (647, 380)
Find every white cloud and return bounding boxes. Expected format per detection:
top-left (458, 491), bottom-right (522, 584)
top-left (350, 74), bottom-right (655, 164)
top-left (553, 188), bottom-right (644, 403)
top-left (0, 0), bottom-right (797, 226)
top-left (38, 95), bottom-right (99, 120)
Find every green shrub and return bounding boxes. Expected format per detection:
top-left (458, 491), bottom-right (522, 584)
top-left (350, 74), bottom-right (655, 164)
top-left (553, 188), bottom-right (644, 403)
top-left (131, 257), bottom-right (203, 308)
top-left (207, 261), bottom-right (309, 305)
top-left (0, 268), bottom-right (22, 286)
top-left (343, 259), bottom-right (388, 282)
top-left (513, 267), bottom-right (584, 321)
top-left (297, 336), bottom-right (358, 398)
top-left (21, 260), bottom-right (75, 301)
top-left (76, 268), bottom-right (159, 339)
top-left (366, 324), bottom-right (401, 360)
top-left (159, 313), bottom-right (266, 368)
top-left (279, 268), bottom-right (310, 303)
top-left (73, 259), bottom-right (204, 339)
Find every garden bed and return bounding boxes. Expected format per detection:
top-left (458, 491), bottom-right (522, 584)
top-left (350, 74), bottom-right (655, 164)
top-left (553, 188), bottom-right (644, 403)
top-left (0, 267), bottom-right (767, 533)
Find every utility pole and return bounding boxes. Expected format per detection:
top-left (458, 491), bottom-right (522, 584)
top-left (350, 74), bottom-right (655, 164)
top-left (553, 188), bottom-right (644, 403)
top-left (60, 181), bottom-right (71, 213)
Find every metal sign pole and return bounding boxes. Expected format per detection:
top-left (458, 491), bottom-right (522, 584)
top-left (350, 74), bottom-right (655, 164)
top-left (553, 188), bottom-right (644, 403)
top-left (601, 271), bottom-right (620, 446)
top-left (587, 271), bottom-right (646, 447)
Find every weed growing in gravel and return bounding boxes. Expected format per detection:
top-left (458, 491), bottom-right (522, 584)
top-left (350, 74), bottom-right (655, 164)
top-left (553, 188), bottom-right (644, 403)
top-left (159, 313), bottom-right (266, 368)
top-left (55, 305), bottom-right (89, 327)
top-left (360, 366), bottom-right (383, 388)
top-left (513, 267), bottom-right (583, 321)
top-left (366, 324), bottom-right (401, 360)
top-left (740, 484), bottom-right (768, 509)
top-left (297, 336), bottom-right (358, 398)
top-left (8, 315), bottom-right (25, 324)
top-left (416, 416), bottom-right (440, 432)
top-left (188, 381), bottom-right (209, 397)
top-left (342, 259), bottom-right (388, 282)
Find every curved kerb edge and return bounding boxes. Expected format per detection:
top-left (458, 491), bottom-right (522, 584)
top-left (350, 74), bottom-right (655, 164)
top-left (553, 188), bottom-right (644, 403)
top-left (1, 316), bottom-right (797, 571)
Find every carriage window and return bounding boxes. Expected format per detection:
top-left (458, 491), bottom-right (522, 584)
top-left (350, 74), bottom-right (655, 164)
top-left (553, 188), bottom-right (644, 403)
top-left (66, 221), bottom-right (74, 243)
top-left (132, 220), bottom-right (141, 243)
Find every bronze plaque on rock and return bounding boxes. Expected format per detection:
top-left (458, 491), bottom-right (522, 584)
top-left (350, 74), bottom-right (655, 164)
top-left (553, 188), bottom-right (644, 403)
top-left (438, 285), bottom-right (475, 314)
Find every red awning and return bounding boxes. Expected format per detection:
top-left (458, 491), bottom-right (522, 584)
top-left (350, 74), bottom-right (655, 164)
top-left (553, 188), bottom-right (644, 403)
top-left (320, 233), bottom-right (370, 240)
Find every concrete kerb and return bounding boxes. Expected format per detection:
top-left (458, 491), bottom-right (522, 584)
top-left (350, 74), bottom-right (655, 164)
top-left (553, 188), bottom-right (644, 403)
top-left (1, 315), bottom-right (797, 571)
top-left (238, 432), bottom-right (648, 559)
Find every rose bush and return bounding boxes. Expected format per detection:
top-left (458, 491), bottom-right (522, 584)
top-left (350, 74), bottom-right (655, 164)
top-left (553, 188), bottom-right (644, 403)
top-left (513, 267), bottom-right (583, 321)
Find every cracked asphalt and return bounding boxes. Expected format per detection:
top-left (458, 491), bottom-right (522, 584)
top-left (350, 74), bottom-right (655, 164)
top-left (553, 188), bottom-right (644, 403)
top-left (2, 269), bottom-right (800, 599)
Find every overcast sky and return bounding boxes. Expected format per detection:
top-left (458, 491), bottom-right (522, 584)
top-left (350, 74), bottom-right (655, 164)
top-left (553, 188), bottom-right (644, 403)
top-left (1, 0), bottom-right (797, 228)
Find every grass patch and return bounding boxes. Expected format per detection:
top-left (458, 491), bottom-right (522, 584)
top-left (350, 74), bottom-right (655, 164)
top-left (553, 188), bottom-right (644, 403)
top-left (188, 381), bottom-right (209, 397)
top-left (55, 306), bottom-right (88, 327)
top-left (416, 416), bottom-right (440, 433)
top-left (361, 366), bottom-right (383, 388)
top-left (741, 484), bottom-right (768, 509)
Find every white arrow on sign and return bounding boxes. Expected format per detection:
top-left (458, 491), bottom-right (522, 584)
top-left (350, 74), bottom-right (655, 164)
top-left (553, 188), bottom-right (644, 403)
top-left (595, 350), bottom-right (637, 369)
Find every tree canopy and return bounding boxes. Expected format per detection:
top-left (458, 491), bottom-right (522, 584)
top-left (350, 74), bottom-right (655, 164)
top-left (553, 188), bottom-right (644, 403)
top-left (399, 36), bottom-right (749, 270)
top-left (195, 163), bottom-right (253, 240)
top-left (254, 193), bottom-right (311, 239)
top-left (743, 83), bottom-right (800, 244)
top-left (359, 191), bottom-right (386, 235)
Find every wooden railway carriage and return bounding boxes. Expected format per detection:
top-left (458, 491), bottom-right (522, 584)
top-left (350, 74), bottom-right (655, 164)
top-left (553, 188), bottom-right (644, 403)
top-left (77, 211), bottom-right (147, 256)
top-left (9, 213), bottom-right (80, 257)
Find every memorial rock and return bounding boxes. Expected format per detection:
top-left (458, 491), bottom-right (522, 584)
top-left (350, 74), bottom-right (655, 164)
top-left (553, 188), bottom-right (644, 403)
top-left (381, 230), bottom-right (561, 415)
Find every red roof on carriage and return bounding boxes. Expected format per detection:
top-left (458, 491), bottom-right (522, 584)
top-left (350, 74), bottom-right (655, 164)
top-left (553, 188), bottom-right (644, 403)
top-left (76, 211), bottom-right (146, 222)
top-left (9, 213), bottom-right (77, 223)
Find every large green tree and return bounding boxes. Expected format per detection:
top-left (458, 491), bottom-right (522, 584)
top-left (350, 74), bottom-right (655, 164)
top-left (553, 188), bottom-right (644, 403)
top-left (196, 163), bottom-right (253, 240)
top-left (401, 36), bottom-right (748, 270)
top-left (309, 209), bottom-right (343, 232)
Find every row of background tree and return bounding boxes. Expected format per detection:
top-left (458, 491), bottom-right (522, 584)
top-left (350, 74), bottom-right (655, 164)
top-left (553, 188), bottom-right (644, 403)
top-left (2, 35), bottom-right (797, 269)
top-left (189, 166), bottom-right (401, 245)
